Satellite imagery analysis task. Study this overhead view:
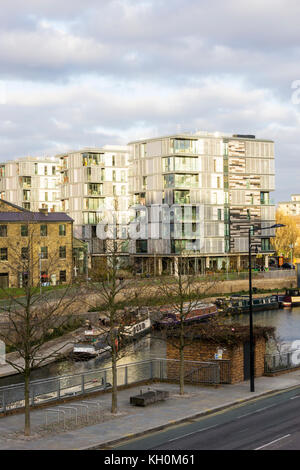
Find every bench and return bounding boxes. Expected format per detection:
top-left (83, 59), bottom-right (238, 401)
top-left (130, 389), bottom-right (169, 407)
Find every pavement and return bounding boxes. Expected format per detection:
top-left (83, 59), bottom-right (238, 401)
top-left (1, 369), bottom-right (300, 449)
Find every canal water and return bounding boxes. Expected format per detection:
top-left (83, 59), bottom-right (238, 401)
top-left (2, 306), bottom-right (300, 387)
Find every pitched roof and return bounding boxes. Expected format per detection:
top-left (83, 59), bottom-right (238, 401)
top-left (0, 199), bottom-right (73, 222)
top-left (0, 212), bottom-right (73, 222)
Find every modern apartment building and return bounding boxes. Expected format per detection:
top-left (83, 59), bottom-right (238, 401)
top-left (57, 146), bottom-right (130, 266)
top-left (0, 199), bottom-right (73, 288)
top-left (0, 156), bottom-right (61, 212)
top-left (278, 195), bottom-right (300, 216)
top-left (128, 132), bottom-right (275, 274)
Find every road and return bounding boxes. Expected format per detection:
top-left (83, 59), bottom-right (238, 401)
top-left (112, 386), bottom-right (300, 450)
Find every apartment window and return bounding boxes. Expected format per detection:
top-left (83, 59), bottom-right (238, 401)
top-left (59, 270), bottom-right (67, 283)
top-left (40, 246), bottom-right (48, 259)
top-left (34, 163), bottom-right (38, 175)
top-left (52, 166), bottom-right (56, 175)
top-left (112, 155), bottom-right (115, 166)
top-left (217, 209), bottom-right (222, 221)
top-left (121, 185), bottom-right (126, 195)
top-left (21, 225), bottom-right (28, 237)
top-left (101, 168), bottom-right (105, 181)
top-left (21, 247), bottom-right (29, 260)
top-left (142, 176), bottom-right (147, 189)
top-left (260, 192), bottom-right (269, 205)
top-left (23, 190), bottom-right (30, 201)
top-left (261, 238), bottom-right (271, 252)
top-left (59, 246), bottom-right (66, 258)
top-left (0, 248), bottom-right (7, 260)
top-left (113, 185), bottom-right (117, 196)
top-left (217, 177), bottom-right (221, 189)
top-left (44, 166), bottom-right (48, 175)
top-left (84, 198), bottom-right (104, 210)
top-left (0, 225), bottom-right (7, 237)
top-left (121, 171), bottom-right (126, 182)
top-left (112, 170), bottom-right (116, 182)
top-left (45, 192), bottom-right (48, 202)
top-left (247, 209), bottom-right (251, 220)
top-left (88, 183), bottom-right (102, 196)
top-left (40, 225), bottom-right (47, 237)
top-left (136, 240), bottom-right (148, 254)
top-left (59, 224), bottom-right (66, 236)
top-left (23, 203), bottom-right (30, 210)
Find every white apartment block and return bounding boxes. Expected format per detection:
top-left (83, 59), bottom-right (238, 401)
top-left (278, 195), bottom-right (300, 216)
top-left (0, 156), bottom-right (61, 212)
top-left (128, 132), bottom-right (275, 274)
top-left (57, 146), bottom-right (130, 260)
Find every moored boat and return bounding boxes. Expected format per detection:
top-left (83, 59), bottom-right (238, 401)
top-left (215, 295), bottom-right (279, 315)
top-left (282, 289), bottom-right (300, 307)
top-left (154, 301), bottom-right (218, 328)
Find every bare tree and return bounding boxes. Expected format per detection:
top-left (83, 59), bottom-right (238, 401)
top-left (153, 254), bottom-right (220, 395)
top-left (85, 240), bottom-right (139, 414)
top-left (0, 221), bottom-right (81, 436)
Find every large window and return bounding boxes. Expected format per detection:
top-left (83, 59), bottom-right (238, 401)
top-left (174, 190), bottom-right (190, 204)
top-left (260, 192), bottom-right (269, 205)
top-left (60, 270), bottom-right (67, 283)
top-left (163, 157), bottom-right (198, 172)
top-left (164, 174), bottom-right (198, 188)
top-left (84, 198), bottom-right (104, 210)
top-left (136, 240), bottom-right (148, 253)
top-left (82, 153), bottom-right (103, 166)
top-left (172, 139), bottom-right (194, 154)
top-left (261, 238), bottom-right (271, 251)
top-left (83, 212), bottom-right (102, 225)
top-left (88, 183), bottom-right (102, 196)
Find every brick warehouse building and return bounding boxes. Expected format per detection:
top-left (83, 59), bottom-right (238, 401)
top-left (0, 199), bottom-right (73, 288)
top-left (166, 324), bottom-right (274, 384)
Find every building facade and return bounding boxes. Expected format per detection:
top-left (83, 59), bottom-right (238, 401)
top-left (57, 146), bottom-right (130, 266)
top-left (128, 132), bottom-right (275, 274)
top-left (0, 156), bottom-right (61, 212)
top-left (0, 199), bottom-right (73, 288)
top-left (278, 194), bottom-right (300, 216)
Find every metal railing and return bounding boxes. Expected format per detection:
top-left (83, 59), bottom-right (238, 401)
top-left (0, 358), bottom-right (221, 413)
top-left (265, 351), bottom-right (300, 373)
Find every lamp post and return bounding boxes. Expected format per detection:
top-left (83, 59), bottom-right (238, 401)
top-left (248, 223), bottom-right (285, 392)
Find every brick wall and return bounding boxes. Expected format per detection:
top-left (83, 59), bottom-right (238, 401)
top-left (166, 336), bottom-right (266, 384)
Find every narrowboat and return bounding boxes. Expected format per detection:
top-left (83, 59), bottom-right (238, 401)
top-left (215, 295), bottom-right (279, 315)
top-left (154, 301), bottom-right (218, 328)
top-left (282, 289), bottom-right (300, 307)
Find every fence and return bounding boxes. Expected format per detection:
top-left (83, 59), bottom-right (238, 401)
top-left (0, 358), bottom-right (221, 413)
top-left (265, 350), bottom-right (300, 373)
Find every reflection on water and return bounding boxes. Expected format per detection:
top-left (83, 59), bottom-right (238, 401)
top-left (2, 307), bottom-right (300, 387)
top-left (228, 306), bottom-right (300, 345)
top-left (0, 333), bottom-right (167, 388)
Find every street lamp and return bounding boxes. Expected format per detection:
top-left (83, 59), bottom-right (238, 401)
top-left (248, 223), bottom-right (285, 392)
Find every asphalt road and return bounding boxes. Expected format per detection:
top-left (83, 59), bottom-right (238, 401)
top-left (112, 386), bottom-right (300, 450)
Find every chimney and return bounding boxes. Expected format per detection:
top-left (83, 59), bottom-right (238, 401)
top-left (39, 208), bottom-right (48, 215)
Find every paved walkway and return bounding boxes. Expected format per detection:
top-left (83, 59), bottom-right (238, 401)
top-left (1, 369), bottom-right (300, 449)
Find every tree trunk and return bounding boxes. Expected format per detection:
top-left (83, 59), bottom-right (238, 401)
top-left (179, 320), bottom-right (185, 395)
top-left (24, 365), bottom-right (31, 436)
top-left (111, 344), bottom-right (118, 414)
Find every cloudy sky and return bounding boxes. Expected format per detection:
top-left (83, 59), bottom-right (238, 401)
top-left (0, 0), bottom-right (300, 202)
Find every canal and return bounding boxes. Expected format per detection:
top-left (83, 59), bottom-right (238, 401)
top-left (1, 306), bottom-right (300, 387)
